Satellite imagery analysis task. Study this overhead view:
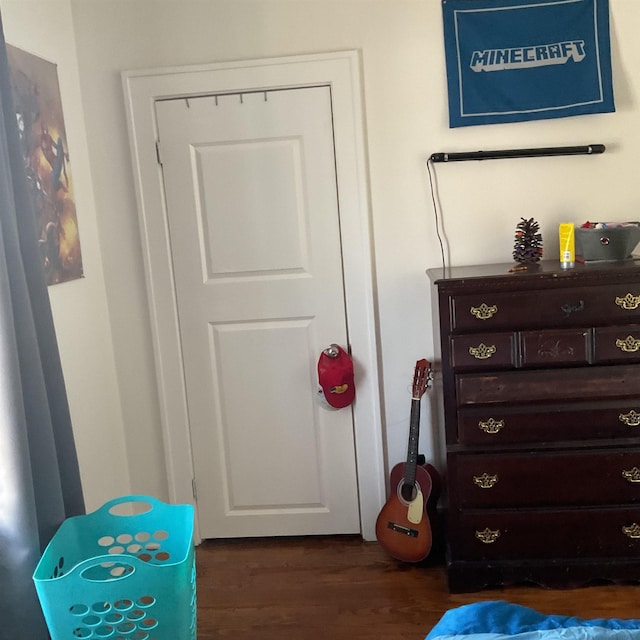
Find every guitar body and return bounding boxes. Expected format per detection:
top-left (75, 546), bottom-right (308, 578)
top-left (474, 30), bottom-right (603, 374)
top-left (375, 462), bottom-right (434, 563)
top-left (422, 462), bottom-right (443, 549)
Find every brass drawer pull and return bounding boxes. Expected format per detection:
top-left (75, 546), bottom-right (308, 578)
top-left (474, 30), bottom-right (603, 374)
top-left (615, 336), bottom-right (640, 353)
top-left (622, 523), bottom-right (640, 539)
top-left (473, 473), bottom-right (498, 489)
top-left (622, 467), bottom-right (640, 483)
top-left (615, 293), bottom-right (640, 310)
top-left (470, 303), bottom-right (498, 320)
top-left (469, 343), bottom-right (497, 360)
top-left (475, 528), bottom-right (500, 544)
top-left (620, 410), bottom-right (640, 427)
top-left (478, 418), bottom-right (504, 434)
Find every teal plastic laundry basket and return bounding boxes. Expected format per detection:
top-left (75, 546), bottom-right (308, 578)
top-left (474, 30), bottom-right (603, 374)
top-left (33, 495), bottom-right (196, 640)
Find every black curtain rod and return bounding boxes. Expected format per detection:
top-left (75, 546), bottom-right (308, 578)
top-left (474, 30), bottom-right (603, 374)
top-left (429, 144), bottom-right (605, 163)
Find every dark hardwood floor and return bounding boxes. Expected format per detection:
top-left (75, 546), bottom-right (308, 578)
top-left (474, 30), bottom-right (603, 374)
top-left (195, 536), bottom-right (640, 639)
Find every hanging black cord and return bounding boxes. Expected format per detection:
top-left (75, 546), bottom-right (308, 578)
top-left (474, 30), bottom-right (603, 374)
top-left (426, 157), bottom-right (446, 272)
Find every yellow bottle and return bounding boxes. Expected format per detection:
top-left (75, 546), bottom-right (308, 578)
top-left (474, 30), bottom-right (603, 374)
top-left (559, 223), bottom-right (575, 269)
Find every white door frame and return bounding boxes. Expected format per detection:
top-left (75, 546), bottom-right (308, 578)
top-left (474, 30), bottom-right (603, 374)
top-left (122, 50), bottom-right (385, 541)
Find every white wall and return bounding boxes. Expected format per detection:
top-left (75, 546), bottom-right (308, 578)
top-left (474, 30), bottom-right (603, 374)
top-left (3, 0), bottom-right (640, 511)
top-left (0, 0), bottom-right (132, 510)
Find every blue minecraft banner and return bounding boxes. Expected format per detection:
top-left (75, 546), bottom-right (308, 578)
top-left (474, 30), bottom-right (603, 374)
top-left (442, 0), bottom-right (615, 128)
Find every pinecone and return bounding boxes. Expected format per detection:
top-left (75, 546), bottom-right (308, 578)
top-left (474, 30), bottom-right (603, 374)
top-left (512, 217), bottom-right (543, 264)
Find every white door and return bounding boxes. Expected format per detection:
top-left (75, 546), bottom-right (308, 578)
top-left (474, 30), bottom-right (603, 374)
top-left (155, 86), bottom-right (360, 538)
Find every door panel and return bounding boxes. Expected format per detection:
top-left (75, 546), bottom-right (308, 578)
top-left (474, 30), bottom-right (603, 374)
top-left (155, 87), bottom-right (360, 537)
top-left (195, 138), bottom-right (309, 277)
top-left (214, 321), bottom-right (322, 509)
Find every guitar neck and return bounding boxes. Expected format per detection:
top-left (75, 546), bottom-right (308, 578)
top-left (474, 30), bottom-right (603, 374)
top-left (403, 397), bottom-right (421, 487)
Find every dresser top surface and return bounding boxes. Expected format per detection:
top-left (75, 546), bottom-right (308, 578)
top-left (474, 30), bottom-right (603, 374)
top-left (427, 259), bottom-right (640, 289)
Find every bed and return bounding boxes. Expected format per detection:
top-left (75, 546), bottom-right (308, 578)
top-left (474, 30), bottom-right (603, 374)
top-left (426, 601), bottom-right (640, 640)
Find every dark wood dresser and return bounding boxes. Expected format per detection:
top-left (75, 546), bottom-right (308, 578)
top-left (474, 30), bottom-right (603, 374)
top-left (428, 260), bottom-right (640, 592)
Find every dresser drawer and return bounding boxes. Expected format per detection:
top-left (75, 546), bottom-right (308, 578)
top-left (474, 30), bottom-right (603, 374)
top-left (456, 364), bottom-right (640, 405)
top-left (520, 328), bottom-right (590, 367)
top-left (594, 325), bottom-right (640, 364)
top-left (451, 507), bottom-right (640, 561)
top-left (450, 333), bottom-right (515, 370)
top-left (451, 329), bottom-right (591, 371)
top-left (457, 402), bottom-right (640, 445)
top-left (451, 449), bottom-right (640, 508)
top-left (450, 284), bottom-right (640, 332)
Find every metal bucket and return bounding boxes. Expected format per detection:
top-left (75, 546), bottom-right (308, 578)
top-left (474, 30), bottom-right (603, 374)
top-left (575, 224), bottom-right (640, 262)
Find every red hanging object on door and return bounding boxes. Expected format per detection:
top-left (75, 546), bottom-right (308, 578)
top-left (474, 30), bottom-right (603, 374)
top-left (317, 344), bottom-right (355, 409)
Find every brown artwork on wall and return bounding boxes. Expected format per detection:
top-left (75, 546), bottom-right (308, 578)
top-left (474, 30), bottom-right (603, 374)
top-left (7, 44), bottom-right (83, 286)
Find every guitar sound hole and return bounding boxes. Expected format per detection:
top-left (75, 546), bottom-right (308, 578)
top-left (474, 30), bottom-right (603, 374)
top-left (401, 482), bottom-right (417, 502)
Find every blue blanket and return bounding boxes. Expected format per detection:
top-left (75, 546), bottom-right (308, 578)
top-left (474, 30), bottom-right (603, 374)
top-left (426, 601), bottom-right (640, 640)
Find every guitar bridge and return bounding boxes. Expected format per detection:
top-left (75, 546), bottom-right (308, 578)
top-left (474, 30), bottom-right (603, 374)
top-left (387, 521), bottom-right (419, 537)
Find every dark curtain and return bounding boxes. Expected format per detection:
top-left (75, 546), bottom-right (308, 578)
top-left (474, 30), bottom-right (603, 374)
top-left (0, 11), bottom-right (85, 640)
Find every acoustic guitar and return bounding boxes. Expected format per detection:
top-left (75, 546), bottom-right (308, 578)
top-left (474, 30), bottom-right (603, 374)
top-left (375, 359), bottom-right (439, 562)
